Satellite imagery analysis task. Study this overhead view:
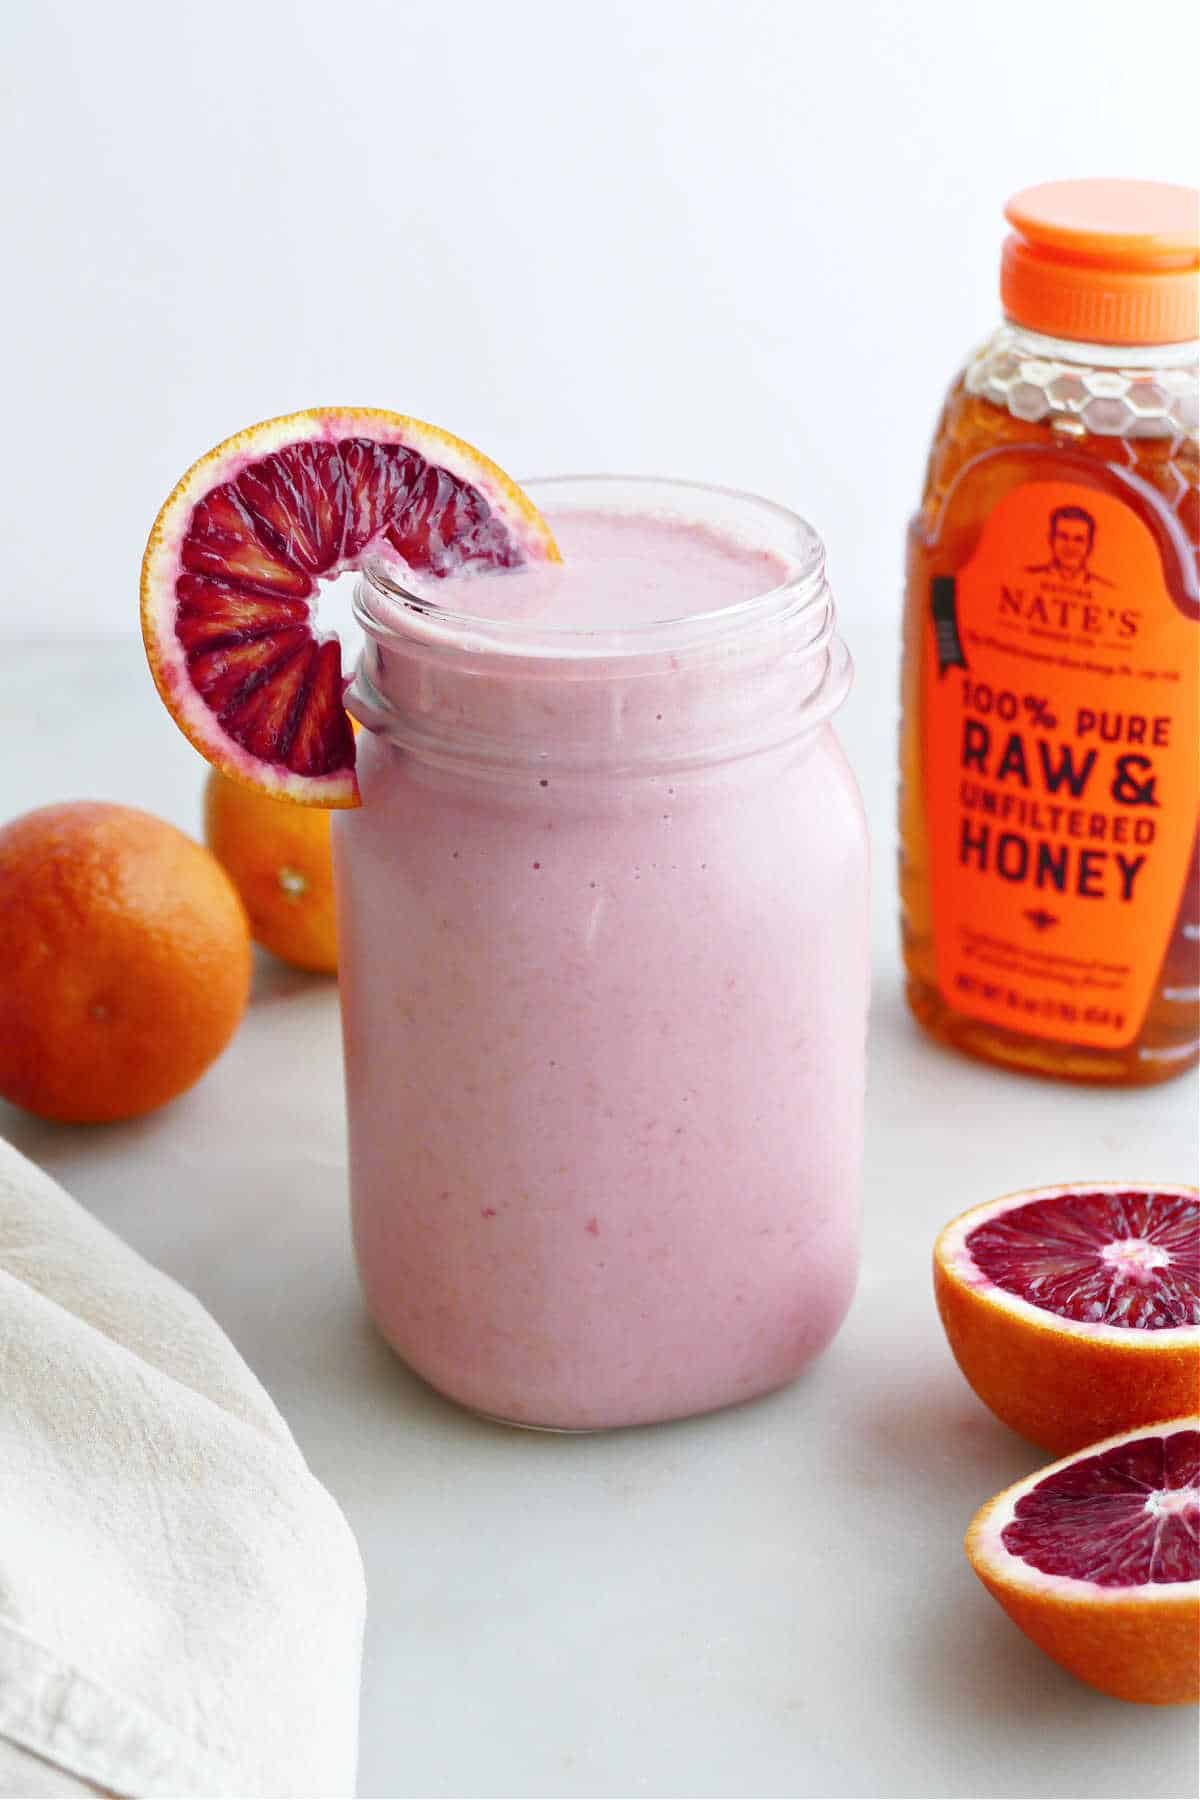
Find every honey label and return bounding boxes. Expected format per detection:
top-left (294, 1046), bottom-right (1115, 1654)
top-left (923, 480), bottom-right (1198, 1049)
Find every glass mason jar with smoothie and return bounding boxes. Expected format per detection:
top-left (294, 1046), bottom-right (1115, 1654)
top-left (336, 479), bottom-right (869, 1428)
top-left (140, 419), bottom-right (868, 1431)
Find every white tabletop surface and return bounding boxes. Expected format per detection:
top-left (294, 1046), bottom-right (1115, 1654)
top-left (1, 637), bottom-right (1196, 1800)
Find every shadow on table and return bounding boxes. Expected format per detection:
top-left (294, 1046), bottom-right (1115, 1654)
top-left (249, 949), bottom-right (335, 1007)
top-left (0, 1096), bottom-right (161, 1174)
top-left (853, 1377), bottom-right (1195, 1781)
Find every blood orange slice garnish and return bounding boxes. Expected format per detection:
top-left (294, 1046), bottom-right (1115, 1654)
top-left (966, 1419), bottom-right (1199, 1704)
top-left (141, 409), bottom-right (560, 805)
top-left (934, 1183), bottom-right (1199, 1453)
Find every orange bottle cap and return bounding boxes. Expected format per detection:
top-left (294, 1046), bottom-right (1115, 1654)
top-left (1001, 179), bottom-right (1199, 346)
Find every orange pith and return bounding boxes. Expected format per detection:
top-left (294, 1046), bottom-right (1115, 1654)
top-left (966, 1419), bottom-right (1199, 1705)
top-left (934, 1183), bottom-right (1199, 1455)
top-left (140, 407), bottom-right (560, 808)
top-left (0, 802), bottom-right (252, 1123)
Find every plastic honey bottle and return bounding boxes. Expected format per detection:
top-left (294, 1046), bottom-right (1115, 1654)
top-left (900, 180), bottom-right (1198, 1084)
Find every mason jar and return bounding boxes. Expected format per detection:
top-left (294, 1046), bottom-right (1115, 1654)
top-left (334, 476), bottom-right (869, 1429)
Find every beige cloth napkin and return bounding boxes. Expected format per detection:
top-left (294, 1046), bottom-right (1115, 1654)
top-left (0, 1138), bottom-right (365, 1799)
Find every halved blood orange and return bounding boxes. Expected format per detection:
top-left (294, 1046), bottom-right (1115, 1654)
top-left (966, 1419), bottom-right (1199, 1704)
top-left (934, 1183), bottom-right (1199, 1454)
top-left (141, 409), bottom-right (559, 806)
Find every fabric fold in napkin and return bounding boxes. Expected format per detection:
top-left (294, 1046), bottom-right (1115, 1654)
top-left (0, 1137), bottom-right (365, 1799)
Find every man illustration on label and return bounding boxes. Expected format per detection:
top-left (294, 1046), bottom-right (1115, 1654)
top-left (1027, 504), bottom-right (1112, 589)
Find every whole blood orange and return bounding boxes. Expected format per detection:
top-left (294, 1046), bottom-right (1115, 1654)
top-left (140, 408), bottom-right (559, 807)
top-left (204, 766), bottom-right (338, 974)
top-left (935, 1183), bottom-right (1199, 1453)
top-left (0, 802), bottom-right (252, 1123)
top-left (966, 1419), bottom-right (1199, 1704)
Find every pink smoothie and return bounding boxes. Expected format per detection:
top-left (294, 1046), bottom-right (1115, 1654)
top-left (334, 482), bottom-right (868, 1429)
top-left (398, 507), bottom-right (791, 626)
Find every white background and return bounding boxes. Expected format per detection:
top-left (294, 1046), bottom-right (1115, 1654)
top-left (2, 0), bottom-right (1198, 650)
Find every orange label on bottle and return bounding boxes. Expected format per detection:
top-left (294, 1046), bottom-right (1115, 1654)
top-left (923, 480), bottom-right (1198, 1049)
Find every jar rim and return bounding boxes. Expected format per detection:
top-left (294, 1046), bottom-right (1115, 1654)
top-left (354, 474), bottom-right (829, 664)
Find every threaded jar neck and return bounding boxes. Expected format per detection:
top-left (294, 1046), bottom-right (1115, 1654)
top-left (347, 476), bottom-right (852, 775)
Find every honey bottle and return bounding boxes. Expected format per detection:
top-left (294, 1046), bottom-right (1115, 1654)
top-left (900, 181), bottom-right (1198, 1084)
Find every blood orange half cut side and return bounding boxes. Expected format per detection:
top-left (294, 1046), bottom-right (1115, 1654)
top-left (934, 1183), bottom-right (1199, 1453)
top-left (966, 1418), bottom-right (1199, 1704)
top-left (141, 409), bottom-right (560, 806)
